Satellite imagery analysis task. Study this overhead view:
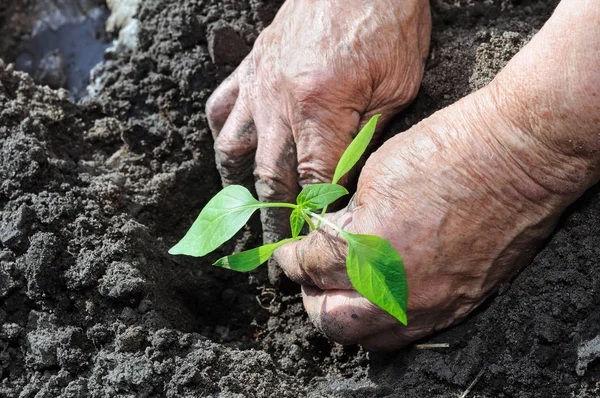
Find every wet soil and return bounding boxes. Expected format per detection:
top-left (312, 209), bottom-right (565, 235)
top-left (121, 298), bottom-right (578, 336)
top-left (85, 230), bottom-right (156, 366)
top-left (1, 0), bottom-right (599, 397)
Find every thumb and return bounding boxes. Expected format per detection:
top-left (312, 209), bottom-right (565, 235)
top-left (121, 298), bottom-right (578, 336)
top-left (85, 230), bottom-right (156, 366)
top-left (273, 208), bottom-right (355, 290)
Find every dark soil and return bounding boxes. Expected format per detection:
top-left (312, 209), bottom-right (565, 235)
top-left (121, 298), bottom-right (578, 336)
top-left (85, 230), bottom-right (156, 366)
top-left (0, 0), bottom-right (598, 397)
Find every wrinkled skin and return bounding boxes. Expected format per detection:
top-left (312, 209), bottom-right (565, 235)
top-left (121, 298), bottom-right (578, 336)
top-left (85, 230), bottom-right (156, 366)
top-left (274, 88), bottom-right (580, 350)
top-left (274, 0), bottom-right (600, 350)
top-left (206, 0), bottom-right (431, 249)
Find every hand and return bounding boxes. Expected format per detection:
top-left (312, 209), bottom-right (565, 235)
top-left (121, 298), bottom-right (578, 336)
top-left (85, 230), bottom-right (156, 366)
top-left (273, 0), bottom-right (600, 349)
top-left (206, 0), bottom-right (431, 250)
top-left (273, 78), bottom-right (599, 350)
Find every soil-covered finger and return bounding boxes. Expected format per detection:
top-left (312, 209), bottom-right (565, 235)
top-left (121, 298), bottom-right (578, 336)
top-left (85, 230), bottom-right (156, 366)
top-left (214, 100), bottom-right (257, 187)
top-left (206, 60), bottom-right (242, 138)
top-left (253, 125), bottom-right (299, 233)
top-left (301, 286), bottom-right (400, 346)
top-left (251, 126), bottom-right (300, 284)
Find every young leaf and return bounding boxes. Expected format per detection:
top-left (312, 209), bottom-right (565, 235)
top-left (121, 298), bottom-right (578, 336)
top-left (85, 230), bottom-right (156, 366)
top-left (213, 237), bottom-right (300, 272)
top-left (169, 185), bottom-right (263, 257)
top-left (296, 183), bottom-right (349, 211)
top-left (290, 207), bottom-right (305, 237)
top-left (332, 114), bottom-right (380, 184)
top-left (342, 232), bottom-right (408, 325)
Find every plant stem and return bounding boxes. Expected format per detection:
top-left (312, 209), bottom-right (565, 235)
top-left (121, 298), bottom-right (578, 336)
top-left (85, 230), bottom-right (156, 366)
top-left (303, 213), bottom-right (316, 231)
top-left (316, 206), bottom-right (328, 229)
top-left (256, 202), bottom-right (297, 210)
top-left (307, 211), bottom-right (344, 235)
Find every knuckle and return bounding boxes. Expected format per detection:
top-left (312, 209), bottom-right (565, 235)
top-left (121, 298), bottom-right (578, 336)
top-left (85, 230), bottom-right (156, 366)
top-left (205, 93), bottom-right (219, 120)
top-left (295, 128), bottom-right (349, 187)
top-left (296, 80), bottom-right (326, 101)
top-left (279, 247), bottom-right (312, 285)
top-left (297, 162), bottom-right (333, 187)
top-left (254, 165), bottom-right (293, 202)
top-left (374, 69), bottom-right (422, 113)
top-left (294, 240), bottom-right (320, 283)
top-left (214, 138), bottom-right (250, 163)
top-left (214, 140), bottom-right (254, 182)
top-left (293, 78), bottom-right (330, 114)
top-left (205, 91), bottom-right (230, 129)
top-left (399, 73), bottom-right (422, 104)
top-left (299, 231), bottom-right (348, 289)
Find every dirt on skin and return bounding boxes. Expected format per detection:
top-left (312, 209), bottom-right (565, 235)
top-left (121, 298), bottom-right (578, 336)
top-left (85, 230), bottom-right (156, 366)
top-left (0, 0), bottom-right (599, 397)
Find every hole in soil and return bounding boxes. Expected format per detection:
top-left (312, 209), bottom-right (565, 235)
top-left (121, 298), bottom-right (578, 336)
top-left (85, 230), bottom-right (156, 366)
top-left (4, 0), bottom-right (111, 100)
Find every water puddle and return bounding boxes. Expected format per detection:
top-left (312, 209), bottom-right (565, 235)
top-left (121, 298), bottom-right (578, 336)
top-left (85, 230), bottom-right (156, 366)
top-left (12, 2), bottom-right (112, 100)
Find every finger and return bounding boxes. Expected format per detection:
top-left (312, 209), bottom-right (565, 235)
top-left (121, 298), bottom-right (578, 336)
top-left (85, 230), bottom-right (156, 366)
top-left (301, 286), bottom-right (400, 345)
top-left (252, 117), bottom-right (300, 234)
top-left (214, 100), bottom-right (257, 187)
top-left (251, 119), bottom-right (299, 284)
top-left (206, 68), bottom-right (241, 139)
top-left (273, 209), bottom-right (354, 290)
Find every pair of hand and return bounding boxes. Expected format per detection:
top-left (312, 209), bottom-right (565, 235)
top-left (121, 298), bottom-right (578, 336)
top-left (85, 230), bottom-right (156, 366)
top-left (204, 0), bottom-right (595, 349)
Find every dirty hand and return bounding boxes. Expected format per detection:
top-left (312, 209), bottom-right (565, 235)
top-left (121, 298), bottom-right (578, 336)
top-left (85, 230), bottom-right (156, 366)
top-left (273, 29), bottom-right (600, 349)
top-left (206, 0), bottom-right (431, 243)
top-left (273, 90), bottom-right (557, 350)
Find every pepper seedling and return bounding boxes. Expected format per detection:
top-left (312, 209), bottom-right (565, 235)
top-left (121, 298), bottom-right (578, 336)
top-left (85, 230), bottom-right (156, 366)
top-left (169, 115), bottom-right (408, 325)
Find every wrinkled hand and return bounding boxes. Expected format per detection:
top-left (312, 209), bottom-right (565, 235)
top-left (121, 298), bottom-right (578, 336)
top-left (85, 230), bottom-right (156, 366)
top-left (206, 0), bottom-right (431, 248)
top-left (271, 0), bottom-right (600, 350)
top-left (273, 85), bottom-right (587, 350)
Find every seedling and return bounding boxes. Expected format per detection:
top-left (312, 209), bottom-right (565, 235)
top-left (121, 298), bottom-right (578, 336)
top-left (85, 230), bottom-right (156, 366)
top-left (169, 115), bottom-right (408, 325)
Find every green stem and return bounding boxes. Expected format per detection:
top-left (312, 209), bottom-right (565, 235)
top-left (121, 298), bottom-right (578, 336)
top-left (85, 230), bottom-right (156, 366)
top-left (303, 213), bottom-right (316, 231)
top-left (307, 211), bottom-right (344, 235)
top-left (256, 202), bottom-right (298, 210)
top-left (316, 206), bottom-right (328, 229)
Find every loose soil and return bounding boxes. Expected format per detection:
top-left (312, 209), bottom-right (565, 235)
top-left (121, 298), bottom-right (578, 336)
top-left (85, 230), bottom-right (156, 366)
top-left (1, 0), bottom-right (599, 397)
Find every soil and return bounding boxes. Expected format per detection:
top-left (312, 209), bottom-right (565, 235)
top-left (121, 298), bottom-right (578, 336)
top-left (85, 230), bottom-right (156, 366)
top-left (1, 0), bottom-right (599, 397)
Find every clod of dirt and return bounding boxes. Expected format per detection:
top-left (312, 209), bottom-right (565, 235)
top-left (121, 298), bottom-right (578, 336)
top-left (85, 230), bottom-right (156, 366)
top-left (0, 204), bottom-right (37, 249)
top-left (577, 336), bottom-right (600, 377)
top-left (106, 0), bottom-right (141, 33)
top-left (208, 20), bottom-right (251, 66)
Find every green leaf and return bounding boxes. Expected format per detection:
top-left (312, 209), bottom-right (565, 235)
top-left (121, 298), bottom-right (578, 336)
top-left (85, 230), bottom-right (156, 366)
top-left (213, 238), bottom-right (299, 272)
top-left (343, 232), bottom-right (408, 325)
top-left (290, 207), bottom-right (305, 237)
top-left (169, 185), bottom-right (263, 257)
top-left (296, 183), bottom-right (349, 211)
top-left (332, 114), bottom-right (380, 184)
